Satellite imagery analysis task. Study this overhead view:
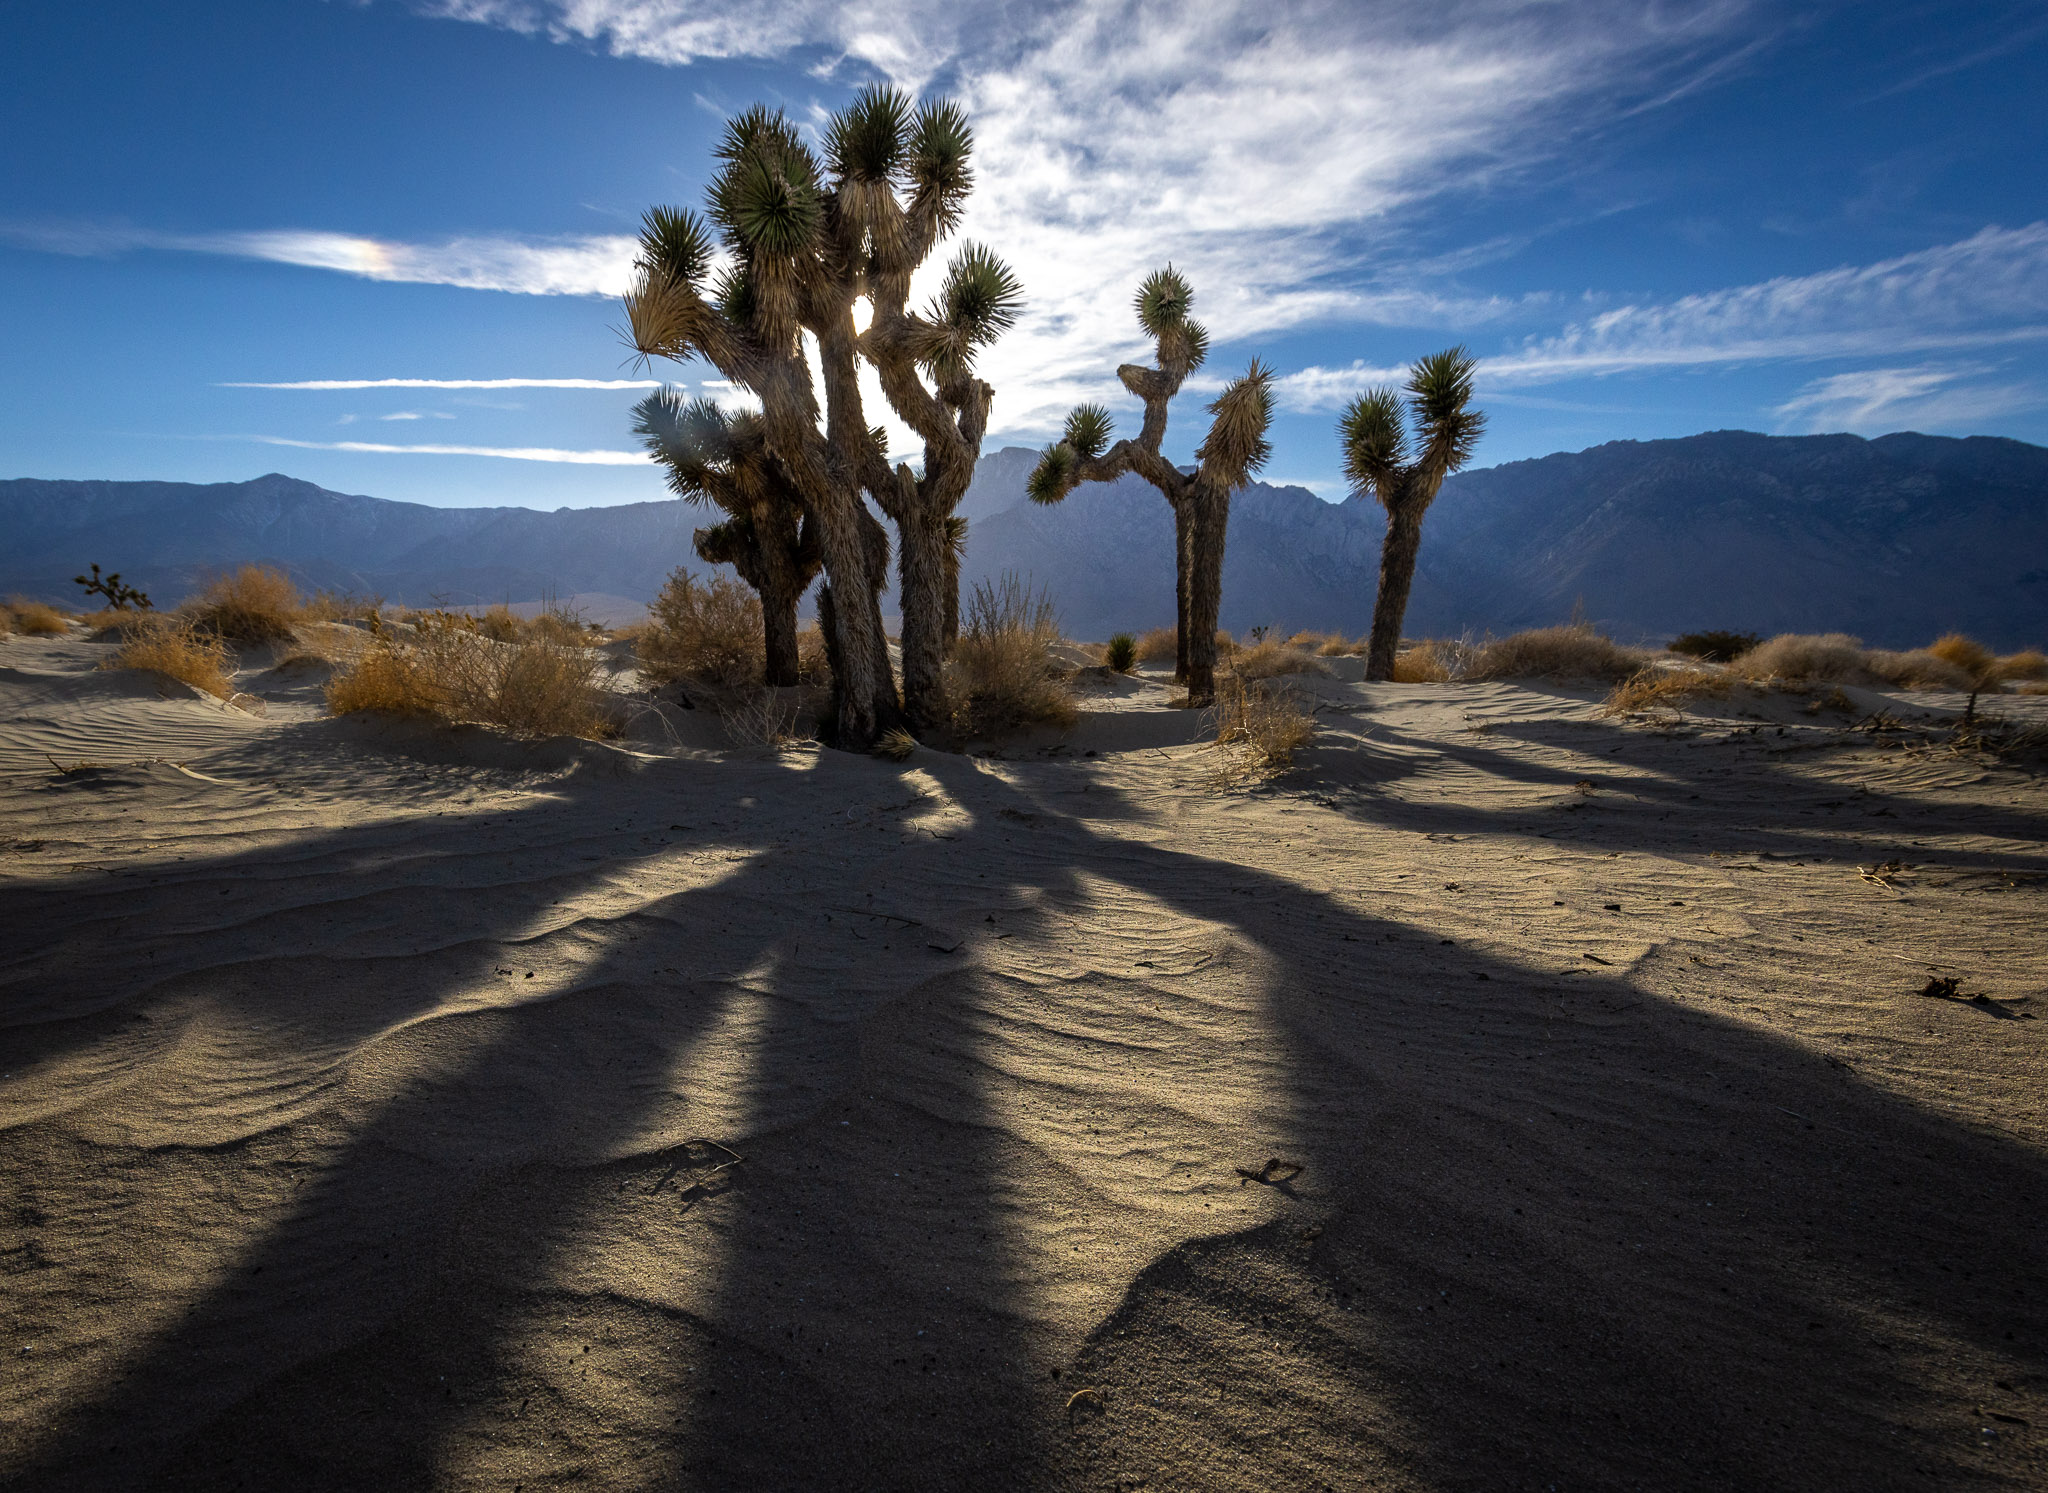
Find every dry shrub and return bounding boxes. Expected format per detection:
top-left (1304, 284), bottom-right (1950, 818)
top-left (1866, 648), bottom-right (1974, 691)
top-left (108, 618), bottom-right (233, 698)
top-left (1668, 629), bottom-right (1759, 662)
top-left (1227, 639), bottom-right (1332, 681)
top-left (1214, 672), bottom-right (1315, 780)
top-left (1729, 632), bottom-right (1873, 684)
top-left (1998, 648), bottom-right (2048, 681)
top-left (5, 599), bottom-right (70, 636)
top-left (1467, 625), bottom-right (1644, 683)
top-left (946, 575), bottom-right (1078, 736)
top-left (719, 687), bottom-right (807, 748)
top-left (1133, 626), bottom-right (1177, 664)
top-left (1390, 638), bottom-right (1476, 683)
top-left (796, 623), bottom-right (831, 686)
top-left (1926, 632), bottom-right (1997, 680)
top-left (1317, 635), bottom-right (1365, 657)
top-left (304, 590), bottom-right (382, 623)
top-left (1602, 666), bottom-right (1729, 716)
top-left (638, 570), bottom-right (762, 686)
top-left (326, 613), bottom-right (621, 739)
top-left (475, 605), bottom-right (525, 642)
top-left (1215, 629), bottom-right (1239, 657)
top-left (2015, 681), bottom-right (2048, 696)
top-left (188, 565), bottom-right (303, 644)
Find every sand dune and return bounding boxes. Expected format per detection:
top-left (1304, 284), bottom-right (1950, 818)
top-left (3, 628), bottom-right (2045, 1491)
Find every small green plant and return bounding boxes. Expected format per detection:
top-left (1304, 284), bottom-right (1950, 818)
top-left (1104, 633), bottom-right (1137, 672)
top-left (1668, 629), bottom-right (1758, 662)
top-left (73, 564), bottom-right (151, 611)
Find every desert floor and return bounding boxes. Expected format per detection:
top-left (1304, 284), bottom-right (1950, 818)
top-left (2, 631), bottom-right (2045, 1492)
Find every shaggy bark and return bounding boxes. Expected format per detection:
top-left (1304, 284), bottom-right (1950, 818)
top-left (1182, 486), bottom-right (1231, 702)
top-left (692, 507), bottom-right (818, 686)
top-left (1365, 500), bottom-right (1425, 681)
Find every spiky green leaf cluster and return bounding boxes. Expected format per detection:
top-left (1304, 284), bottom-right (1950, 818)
top-left (633, 387), bottom-right (739, 501)
top-left (638, 206), bottom-right (714, 285)
top-left (913, 242), bottom-right (1023, 380)
top-left (1338, 389), bottom-right (1407, 501)
top-left (1133, 265), bottom-right (1209, 374)
top-left (1063, 404), bottom-right (1113, 460)
top-left (906, 100), bottom-right (974, 233)
top-left (1027, 443), bottom-right (1077, 505)
top-left (827, 85), bottom-right (912, 183)
top-left (1197, 360), bottom-right (1275, 484)
top-left (1407, 346), bottom-right (1487, 475)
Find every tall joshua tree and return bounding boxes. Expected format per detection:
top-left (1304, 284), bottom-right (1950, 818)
top-left (1339, 348), bottom-right (1486, 682)
top-left (632, 389), bottom-right (821, 685)
top-left (623, 88), bottom-right (1018, 745)
top-left (1026, 267), bottom-right (1273, 706)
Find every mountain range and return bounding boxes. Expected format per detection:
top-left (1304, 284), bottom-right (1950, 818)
top-left (4, 429), bottom-right (2044, 647)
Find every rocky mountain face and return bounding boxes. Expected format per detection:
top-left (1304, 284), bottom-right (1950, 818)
top-left (6, 429), bottom-right (2044, 647)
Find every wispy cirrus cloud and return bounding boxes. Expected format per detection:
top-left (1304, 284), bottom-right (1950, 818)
top-left (5, 222), bottom-right (638, 296)
top-left (248, 436), bottom-right (645, 464)
top-left (1773, 363), bottom-right (2047, 434)
top-left (220, 377), bottom-right (661, 389)
top-left (1273, 223), bottom-right (2048, 411)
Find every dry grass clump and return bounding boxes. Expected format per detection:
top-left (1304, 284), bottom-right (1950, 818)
top-left (1729, 632), bottom-right (1872, 684)
top-left (1133, 626), bottom-right (1177, 665)
top-left (4, 599), bottom-right (70, 636)
top-left (187, 565), bottom-right (304, 644)
top-left (1668, 629), bottom-right (1759, 662)
top-left (1926, 632), bottom-right (1998, 680)
top-left (719, 687), bottom-right (808, 748)
top-left (796, 623), bottom-right (831, 686)
top-left (107, 618), bottom-right (234, 698)
top-left (326, 613), bottom-right (622, 739)
top-left (1467, 625), bottom-right (1645, 683)
top-left (303, 590), bottom-right (382, 623)
top-left (1226, 639), bottom-right (1332, 681)
top-left (1283, 630), bottom-right (1363, 657)
top-left (638, 571), bottom-right (762, 687)
top-left (1214, 672), bottom-right (1315, 780)
top-left (1602, 666), bottom-right (1730, 716)
top-left (1390, 637), bottom-right (1477, 683)
top-left (1999, 648), bottom-right (2048, 681)
top-left (946, 576), bottom-right (1078, 736)
top-left (1866, 648), bottom-right (1974, 691)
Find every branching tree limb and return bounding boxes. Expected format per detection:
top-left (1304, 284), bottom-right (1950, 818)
top-left (1339, 348), bottom-right (1486, 681)
top-left (1026, 268), bottom-right (1272, 706)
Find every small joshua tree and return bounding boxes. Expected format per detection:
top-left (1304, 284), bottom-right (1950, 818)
top-left (1339, 349), bottom-right (1486, 681)
top-left (1027, 267), bottom-right (1274, 706)
top-left (74, 563), bottom-right (150, 611)
top-left (624, 88), bottom-right (1019, 745)
top-left (633, 390), bottom-right (821, 686)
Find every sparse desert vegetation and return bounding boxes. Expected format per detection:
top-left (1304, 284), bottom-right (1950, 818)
top-left (106, 616), bottom-right (235, 698)
top-left (1212, 669), bottom-right (1316, 779)
top-left (4, 598), bottom-right (70, 636)
top-left (1465, 624), bottom-right (1646, 682)
top-left (637, 570), bottom-right (764, 688)
top-left (186, 564), bottom-right (306, 644)
top-left (325, 611), bottom-right (622, 739)
top-left (1103, 632), bottom-right (1137, 672)
top-left (945, 576), bottom-right (1078, 737)
top-left (1667, 629), bottom-right (1759, 662)
top-left (1133, 626), bottom-right (1178, 665)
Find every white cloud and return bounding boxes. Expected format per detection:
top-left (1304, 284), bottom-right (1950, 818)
top-left (1272, 223), bottom-right (2048, 411)
top-left (221, 377), bottom-right (661, 389)
top-left (4, 222), bottom-right (638, 297)
top-left (248, 437), bottom-right (647, 464)
top-left (412, 0), bottom-right (1760, 437)
top-left (1772, 364), bottom-right (2046, 434)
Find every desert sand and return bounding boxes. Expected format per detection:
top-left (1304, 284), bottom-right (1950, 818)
top-left (3, 628), bottom-right (2045, 1492)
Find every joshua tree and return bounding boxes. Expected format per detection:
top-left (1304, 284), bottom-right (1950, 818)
top-left (632, 389), bottom-right (821, 686)
top-left (1026, 267), bottom-right (1273, 706)
top-left (1339, 349), bottom-right (1486, 681)
top-left (623, 88), bottom-right (1018, 745)
top-left (73, 563), bottom-right (150, 611)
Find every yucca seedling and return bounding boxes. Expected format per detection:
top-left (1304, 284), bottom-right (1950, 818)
top-left (874, 726), bottom-right (920, 761)
top-left (623, 84), bottom-right (1021, 747)
top-left (1105, 633), bottom-right (1137, 672)
top-left (1340, 349), bottom-right (1486, 681)
top-left (1027, 267), bottom-right (1273, 707)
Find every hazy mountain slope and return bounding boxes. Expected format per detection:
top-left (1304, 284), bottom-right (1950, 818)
top-left (5, 429), bottom-right (2043, 646)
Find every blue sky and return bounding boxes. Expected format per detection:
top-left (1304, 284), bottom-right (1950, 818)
top-left (4, 0), bottom-right (2045, 509)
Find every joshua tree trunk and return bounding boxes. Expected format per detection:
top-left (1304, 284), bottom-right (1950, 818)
top-left (760, 578), bottom-right (801, 687)
top-left (1183, 487), bottom-right (1229, 705)
top-left (896, 507), bottom-right (952, 732)
top-left (1173, 500), bottom-right (1194, 684)
top-left (1366, 499), bottom-right (1424, 681)
top-left (811, 496), bottom-right (895, 746)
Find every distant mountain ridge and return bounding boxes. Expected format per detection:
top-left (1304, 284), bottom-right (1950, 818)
top-left (4, 428), bottom-right (2045, 647)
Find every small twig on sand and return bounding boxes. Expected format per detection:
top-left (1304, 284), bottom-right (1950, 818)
top-left (1236, 1158), bottom-right (1304, 1188)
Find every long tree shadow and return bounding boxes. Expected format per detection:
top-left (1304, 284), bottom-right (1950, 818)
top-left (3, 719), bottom-right (2044, 1491)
